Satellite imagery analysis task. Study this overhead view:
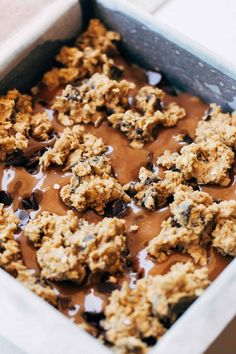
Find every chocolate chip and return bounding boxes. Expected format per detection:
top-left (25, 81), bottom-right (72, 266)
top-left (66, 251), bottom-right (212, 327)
top-left (144, 177), bottom-right (159, 186)
top-left (153, 98), bottom-right (163, 112)
top-left (6, 150), bottom-right (28, 167)
top-left (0, 191), bottom-right (12, 206)
top-left (106, 108), bottom-right (114, 116)
top-left (142, 336), bottom-right (157, 346)
top-left (97, 281), bottom-right (118, 293)
top-left (187, 178), bottom-right (200, 191)
top-left (182, 134), bottom-right (193, 144)
top-left (97, 105), bottom-right (107, 112)
top-left (65, 93), bottom-right (79, 101)
top-left (181, 203), bottom-right (192, 223)
top-left (170, 218), bottom-right (181, 228)
top-left (136, 128), bottom-right (143, 135)
top-left (126, 183), bottom-right (137, 198)
top-left (162, 85), bottom-right (178, 96)
top-left (109, 65), bottom-right (123, 80)
top-left (170, 165), bottom-right (181, 172)
top-left (105, 199), bottom-right (128, 217)
top-left (204, 106), bottom-right (214, 121)
top-left (137, 268), bottom-right (145, 279)
top-left (83, 311), bottom-right (105, 326)
top-left (170, 296), bottom-right (195, 323)
top-left (24, 149), bottom-right (46, 174)
top-left (36, 99), bottom-right (47, 106)
top-left (22, 193), bottom-right (39, 210)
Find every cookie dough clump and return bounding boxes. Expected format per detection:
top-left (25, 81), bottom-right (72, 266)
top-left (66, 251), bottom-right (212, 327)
top-left (157, 140), bottom-right (234, 186)
top-left (40, 125), bottom-right (107, 169)
top-left (148, 185), bottom-right (236, 264)
top-left (124, 167), bottom-right (183, 210)
top-left (0, 204), bottom-right (21, 273)
top-left (52, 74), bottom-right (134, 127)
top-left (196, 104), bottom-right (236, 148)
top-left (30, 112), bottom-right (53, 141)
top-left (24, 211), bottom-right (127, 281)
top-left (0, 204), bottom-right (57, 304)
top-left (102, 262), bottom-right (209, 354)
top-left (0, 89), bottom-right (52, 161)
top-left (108, 86), bottom-right (185, 149)
top-left (147, 186), bottom-right (214, 265)
top-left (60, 155), bottom-right (130, 214)
top-left (209, 200), bottom-right (236, 256)
top-left (42, 46), bottom-right (123, 87)
top-left (76, 19), bottom-right (121, 54)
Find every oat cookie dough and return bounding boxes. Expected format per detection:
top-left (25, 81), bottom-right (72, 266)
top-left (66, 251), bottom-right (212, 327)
top-left (108, 86), bottom-right (185, 148)
top-left (60, 155), bottom-right (130, 214)
top-left (76, 19), bottom-right (121, 54)
top-left (43, 19), bottom-right (122, 87)
top-left (124, 167), bottom-right (183, 210)
top-left (209, 200), bottom-right (236, 256)
top-left (102, 262), bottom-right (209, 354)
top-left (24, 211), bottom-right (127, 281)
top-left (0, 204), bottom-right (57, 304)
top-left (42, 46), bottom-right (123, 87)
top-left (0, 89), bottom-right (52, 161)
top-left (52, 74), bottom-right (134, 127)
top-left (0, 204), bottom-right (21, 273)
top-left (157, 140), bottom-right (234, 186)
top-left (40, 125), bottom-right (107, 169)
top-left (148, 185), bottom-right (236, 264)
top-left (196, 104), bottom-right (236, 148)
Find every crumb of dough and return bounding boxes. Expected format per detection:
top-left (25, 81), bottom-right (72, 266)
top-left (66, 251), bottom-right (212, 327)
top-left (17, 268), bottom-right (57, 306)
top-left (108, 87), bottom-right (185, 148)
top-left (42, 46), bottom-right (123, 87)
top-left (147, 185), bottom-right (236, 264)
top-left (102, 262), bottom-right (209, 353)
top-left (40, 125), bottom-right (107, 169)
top-left (196, 104), bottom-right (236, 148)
top-left (0, 89), bottom-right (52, 160)
top-left (157, 140), bottom-right (234, 186)
top-left (60, 155), bottom-right (130, 215)
top-left (209, 200), bottom-right (236, 256)
top-left (30, 112), bottom-right (53, 141)
top-left (52, 74), bottom-right (134, 127)
top-left (124, 167), bottom-right (183, 210)
top-left (76, 19), bottom-right (121, 55)
top-left (24, 211), bottom-right (127, 281)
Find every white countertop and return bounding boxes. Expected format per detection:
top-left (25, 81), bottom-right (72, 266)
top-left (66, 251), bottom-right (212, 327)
top-left (129, 0), bottom-right (236, 67)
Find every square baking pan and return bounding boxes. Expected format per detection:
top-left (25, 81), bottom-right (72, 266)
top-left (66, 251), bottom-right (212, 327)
top-left (0, 0), bottom-right (235, 353)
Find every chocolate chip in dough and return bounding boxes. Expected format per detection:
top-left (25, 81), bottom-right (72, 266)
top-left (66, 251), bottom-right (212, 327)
top-left (0, 191), bottom-right (12, 206)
